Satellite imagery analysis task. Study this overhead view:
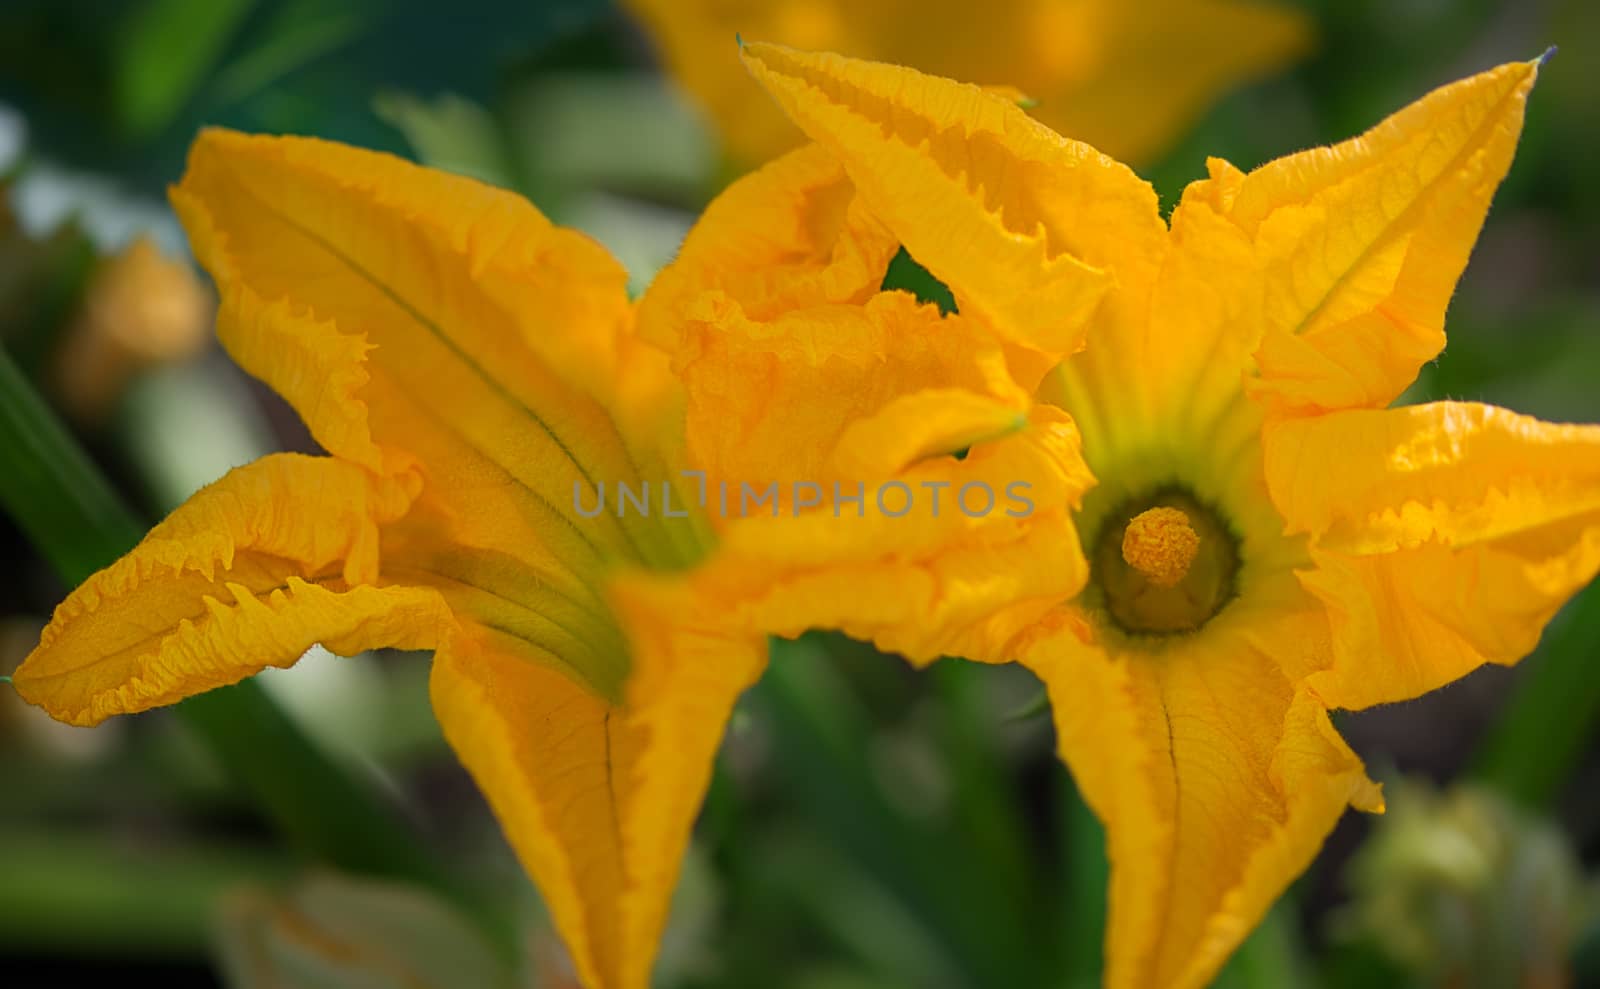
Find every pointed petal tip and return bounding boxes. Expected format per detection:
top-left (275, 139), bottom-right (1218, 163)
top-left (1537, 45), bottom-right (1557, 67)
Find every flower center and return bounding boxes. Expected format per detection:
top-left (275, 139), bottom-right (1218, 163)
top-left (1120, 506), bottom-right (1199, 587)
top-left (1092, 488), bottom-right (1239, 635)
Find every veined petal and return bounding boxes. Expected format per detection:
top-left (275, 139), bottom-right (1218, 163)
top-left (430, 584), bottom-right (765, 989)
top-left (1226, 58), bottom-right (1541, 415)
top-left (671, 291), bottom-right (1029, 498)
top-left (637, 143), bottom-right (898, 349)
top-left (738, 41), bottom-right (1165, 358)
top-left (1265, 402), bottom-right (1600, 708)
top-left (171, 130), bottom-right (680, 571)
top-left (12, 454), bottom-right (450, 726)
top-left (1055, 169), bottom-right (1261, 456)
top-left (1021, 615), bottom-right (1381, 989)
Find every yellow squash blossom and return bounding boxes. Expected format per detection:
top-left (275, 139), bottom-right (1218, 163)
top-left (623, 0), bottom-right (1311, 165)
top-left (697, 42), bottom-right (1596, 988)
top-left (8, 131), bottom-right (776, 989)
top-left (10, 126), bottom-right (1091, 987)
top-left (637, 142), bottom-right (1097, 660)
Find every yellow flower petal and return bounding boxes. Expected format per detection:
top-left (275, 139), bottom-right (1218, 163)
top-left (626, 0), bottom-right (1309, 165)
top-left (12, 454), bottom-right (449, 726)
top-left (430, 584), bottom-right (765, 989)
top-left (384, 533), bottom-right (633, 702)
top-left (1021, 614), bottom-right (1381, 989)
top-left (1265, 402), bottom-right (1600, 708)
top-left (738, 41), bottom-right (1165, 358)
top-left (702, 407), bottom-right (1093, 663)
top-left (1047, 177), bottom-right (1253, 460)
top-left (1266, 402), bottom-right (1600, 553)
top-left (670, 291), bottom-right (1029, 497)
top-left (1225, 58), bottom-right (1541, 415)
top-left (171, 129), bottom-right (681, 570)
top-left (636, 143), bottom-right (898, 350)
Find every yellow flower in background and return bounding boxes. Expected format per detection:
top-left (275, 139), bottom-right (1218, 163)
top-left (623, 0), bottom-right (1311, 165)
top-left (11, 130), bottom-right (768, 989)
top-left (52, 235), bottom-right (212, 422)
top-left (730, 42), bottom-right (1600, 988)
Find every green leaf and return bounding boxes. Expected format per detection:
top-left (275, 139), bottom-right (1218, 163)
top-left (210, 0), bottom-right (369, 109)
top-left (759, 636), bottom-right (1038, 987)
top-left (0, 339), bottom-right (145, 580)
top-left (1211, 900), bottom-right (1315, 989)
top-left (0, 829), bottom-right (285, 956)
top-left (376, 91), bottom-right (520, 190)
top-left (500, 73), bottom-right (716, 205)
top-left (880, 247), bottom-right (958, 315)
top-left (113, 0), bottom-right (256, 140)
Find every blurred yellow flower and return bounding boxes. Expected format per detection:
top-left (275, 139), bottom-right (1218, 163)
top-left (721, 41), bottom-right (1600, 988)
top-left (623, 0), bottom-right (1311, 165)
top-left (53, 235), bottom-right (211, 421)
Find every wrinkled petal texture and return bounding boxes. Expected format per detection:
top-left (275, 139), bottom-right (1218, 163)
top-left (700, 406), bottom-right (1094, 662)
top-left (640, 126), bottom-right (1099, 664)
top-left (625, 0), bottom-right (1309, 165)
top-left (13, 455), bottom-right (450, 726)
top-left (739, 41), bottom-right (1166, 363)
top-left (170, 129), bottom-right (718, 702)
top-left (1266, 402), bottom-right (1600, 709)
top-left (637, 143), bottom-right (898, 346)
top-left (172, 128), bottom-right (696, 594)
top-left (671, 291), bottom-right (1030, 493)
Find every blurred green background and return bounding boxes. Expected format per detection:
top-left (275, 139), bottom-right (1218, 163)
top-left (2, 1), bottom-right (1598, 987)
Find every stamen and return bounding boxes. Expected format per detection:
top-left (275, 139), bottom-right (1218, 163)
top-left (1121, 506), bottom-right (1200, 588)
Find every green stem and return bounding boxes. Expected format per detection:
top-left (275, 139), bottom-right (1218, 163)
top-left (1471, 581), bottom-right (1600, 808)
top-left (0, 344), bottom-right (147, 582)
top-left (0, 346), bottom-right (468, 912)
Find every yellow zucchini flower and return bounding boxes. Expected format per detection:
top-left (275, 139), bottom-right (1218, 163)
top-left (719, 42), bottom-right (1600, 988)
top-left (10, 131), bottom-right (769, 989)
top-left (10, 123), bottom-right (1095, 987)
top-left (623, 0), bottom-right (1311, 165)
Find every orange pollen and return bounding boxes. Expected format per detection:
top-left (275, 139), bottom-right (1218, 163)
top-left (1121, 507), bottom-right (1200, 588)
